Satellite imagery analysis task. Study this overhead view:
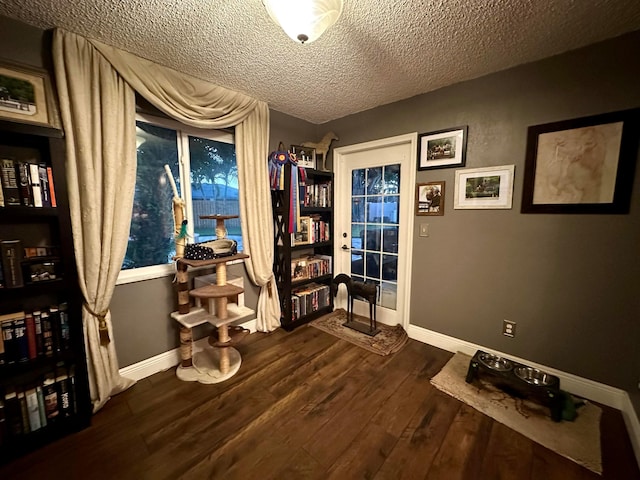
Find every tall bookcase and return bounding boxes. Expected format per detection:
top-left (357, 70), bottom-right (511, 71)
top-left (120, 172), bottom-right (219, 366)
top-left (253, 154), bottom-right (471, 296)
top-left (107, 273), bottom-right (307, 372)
top-left (0, 120), bottom-right (90, 463)
top-left (272, 164), bottom-right (334, 330)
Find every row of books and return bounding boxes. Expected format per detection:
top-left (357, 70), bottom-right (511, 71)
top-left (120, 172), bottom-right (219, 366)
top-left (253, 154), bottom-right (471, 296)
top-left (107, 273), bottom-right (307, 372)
top-left (0, 303), bottom-right (71, 365)
top-left (300, 181), bottom-right (331, 208)
top-left (0, 239), bottom-right (60, 288)
top-left (291, 216), bottom-right (331, 246)
top-left (291, 283), bottom-right (331, 321)
top-left (291, 254), bottom-right (332, 282)
top-left (0, 158), bottom-right (57, 208)
top-left (0, 363), bottom-right (79, 444)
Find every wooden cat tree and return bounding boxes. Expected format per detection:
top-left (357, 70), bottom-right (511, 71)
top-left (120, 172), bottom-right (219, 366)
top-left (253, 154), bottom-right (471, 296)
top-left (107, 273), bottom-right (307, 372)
top-left (170, 214), bottom-right (254, 384)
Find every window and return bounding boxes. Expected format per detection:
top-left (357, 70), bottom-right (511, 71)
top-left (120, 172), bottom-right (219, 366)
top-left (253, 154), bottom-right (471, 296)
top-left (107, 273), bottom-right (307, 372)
top-left (118, 114), bottom-right (240, 284)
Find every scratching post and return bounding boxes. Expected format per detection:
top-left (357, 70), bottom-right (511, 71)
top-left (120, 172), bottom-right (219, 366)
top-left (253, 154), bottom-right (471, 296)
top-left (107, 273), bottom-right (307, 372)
top-left (170, 214), bottom-right (253, 384)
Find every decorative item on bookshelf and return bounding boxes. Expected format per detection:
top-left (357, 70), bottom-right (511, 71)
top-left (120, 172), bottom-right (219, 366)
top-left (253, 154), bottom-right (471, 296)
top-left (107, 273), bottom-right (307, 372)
top-left (290, 144), bottom-right (316, 169)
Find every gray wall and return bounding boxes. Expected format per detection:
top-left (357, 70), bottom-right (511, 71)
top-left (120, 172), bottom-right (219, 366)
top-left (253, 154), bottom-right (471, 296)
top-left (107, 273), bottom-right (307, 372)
top-left (325, 31), bottom-right (640, 399)
top-left (2, 15), bottom-right (638, 413)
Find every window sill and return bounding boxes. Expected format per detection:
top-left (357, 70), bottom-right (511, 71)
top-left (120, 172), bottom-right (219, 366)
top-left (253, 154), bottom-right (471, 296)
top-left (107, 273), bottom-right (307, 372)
top-left (116, 257), bottom-right (246, 285)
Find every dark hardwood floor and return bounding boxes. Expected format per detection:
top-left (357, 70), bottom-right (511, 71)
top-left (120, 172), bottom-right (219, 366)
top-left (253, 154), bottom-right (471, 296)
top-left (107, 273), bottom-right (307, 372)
top-left (1, 326), bottom-right (639, 479)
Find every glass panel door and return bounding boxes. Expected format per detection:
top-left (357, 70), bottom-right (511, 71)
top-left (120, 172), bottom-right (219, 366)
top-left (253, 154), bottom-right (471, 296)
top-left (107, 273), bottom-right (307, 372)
top-left (350, 164), bottom-right (400, 310)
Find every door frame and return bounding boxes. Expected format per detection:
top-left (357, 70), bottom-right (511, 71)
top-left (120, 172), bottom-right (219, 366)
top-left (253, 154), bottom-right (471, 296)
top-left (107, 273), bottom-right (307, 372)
top-left (333, 133), bottom-right (418, 330)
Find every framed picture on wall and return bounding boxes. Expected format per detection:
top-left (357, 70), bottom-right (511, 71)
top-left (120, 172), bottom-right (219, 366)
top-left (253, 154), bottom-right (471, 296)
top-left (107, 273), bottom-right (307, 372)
top-left (416, 181), bottom-right (445, 216)
top-left (291, 145), bottom-right (316, 169)
top-left (521, 108), bottom-right (640, 214)
top-left (0, 59), bottom-right (56, 127)
top-left (417, 126), bottom-right (468, 170)
top-left (454, 165), bottom-right (515, 209)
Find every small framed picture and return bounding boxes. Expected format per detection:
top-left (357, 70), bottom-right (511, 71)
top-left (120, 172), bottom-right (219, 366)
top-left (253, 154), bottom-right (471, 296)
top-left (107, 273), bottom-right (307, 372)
top-left (454, 165), bottom-right (515, 209)
top-left (416, 181), bottom-right (445, 216)
top-left (0, 59), bottom-right (56, 127)
top-left (291, 145), bottom-right (316, 169)
top-left (418, 126), bottom-right (468, 170)
top-left (521, 108), bottom-right (639, 214)
top-left (292, 216), bottom-right (312, 246)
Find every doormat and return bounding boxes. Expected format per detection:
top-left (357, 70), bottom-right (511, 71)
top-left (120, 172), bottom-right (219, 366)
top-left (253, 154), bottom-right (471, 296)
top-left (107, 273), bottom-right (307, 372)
top-left (309, 308), bottom-right (408, 356)
top-left (430, 352), bottom-right (602, 475)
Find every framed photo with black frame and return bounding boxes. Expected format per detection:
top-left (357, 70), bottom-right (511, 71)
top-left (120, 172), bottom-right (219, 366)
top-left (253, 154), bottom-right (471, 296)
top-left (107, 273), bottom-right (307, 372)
top-left (521, 108), bottom-right (640, 214)
top-left (417, 126), bottom-right (467, 170)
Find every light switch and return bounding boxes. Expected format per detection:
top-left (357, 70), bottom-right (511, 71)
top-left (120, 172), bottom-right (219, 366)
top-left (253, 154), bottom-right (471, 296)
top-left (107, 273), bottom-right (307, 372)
top-left (419, 223), bottom-right (429, 237)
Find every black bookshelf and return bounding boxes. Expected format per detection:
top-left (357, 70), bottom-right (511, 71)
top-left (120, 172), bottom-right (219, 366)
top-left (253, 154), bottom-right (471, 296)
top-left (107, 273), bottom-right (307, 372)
top-left (0, 120), bottom-right (91, 463)
top-left (272, 164), bottom-right (334, 330)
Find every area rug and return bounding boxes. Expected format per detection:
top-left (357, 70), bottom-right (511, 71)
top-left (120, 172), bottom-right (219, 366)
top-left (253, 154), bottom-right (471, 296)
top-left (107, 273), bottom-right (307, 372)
top-left (430, 352), bottom-right (602, 475)
top-left (309, 308), bottom-right (408, 356)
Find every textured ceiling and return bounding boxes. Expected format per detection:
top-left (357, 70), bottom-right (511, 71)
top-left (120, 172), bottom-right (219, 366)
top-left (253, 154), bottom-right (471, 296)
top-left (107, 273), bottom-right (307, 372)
top-left (1, 0), bottom-right (640, 124)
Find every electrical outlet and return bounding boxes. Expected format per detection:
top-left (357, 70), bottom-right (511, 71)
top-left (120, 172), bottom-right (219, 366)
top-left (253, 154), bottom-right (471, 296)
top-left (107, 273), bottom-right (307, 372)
top-left (503, 319), bottom-right (516, 337)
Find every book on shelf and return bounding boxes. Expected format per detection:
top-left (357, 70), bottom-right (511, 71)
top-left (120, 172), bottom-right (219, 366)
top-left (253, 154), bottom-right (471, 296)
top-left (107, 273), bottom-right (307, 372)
top-left (47, 166), bottom-right (57, 207)
top-left (39, 163), bottom-right (51, 207)
top-left (0, 311), bottom-right (25, 365)
top-left (0, 158), bottom-right (21, 206)
top-left (25, 387), bottom-right (42, 432)
top-left (0, 365), bottom-right (78, 440)
top-left (291, 254), bottom-right (332, 281)
top-left (0, 239), bottom-right (24, 287)
top-left (13, 313), bottom-right (29, 363)
top-left (291, 282), bottom-right (331, 319)
top-left (15, 160), bottom-right (34, 207)
top-left (25, 312), bottom-right (37, 360)
top-left (28, 162), bottom-right (43, 208)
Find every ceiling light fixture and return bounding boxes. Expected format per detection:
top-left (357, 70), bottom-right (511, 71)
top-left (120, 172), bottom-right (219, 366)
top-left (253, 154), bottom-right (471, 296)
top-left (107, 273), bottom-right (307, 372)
top-left (263, 0), bottom-right (343, 45)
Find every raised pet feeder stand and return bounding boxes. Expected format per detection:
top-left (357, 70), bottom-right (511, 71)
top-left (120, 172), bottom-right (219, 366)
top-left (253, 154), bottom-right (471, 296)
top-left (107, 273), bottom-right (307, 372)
top-left (465, 350), bottom-right (563, 422)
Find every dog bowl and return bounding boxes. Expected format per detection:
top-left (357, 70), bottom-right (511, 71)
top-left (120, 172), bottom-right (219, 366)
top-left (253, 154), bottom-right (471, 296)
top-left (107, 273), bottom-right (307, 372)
top-left (514, 366), bottom-right (555, 386)
top-left (477, 352), bottom-right (513, 372)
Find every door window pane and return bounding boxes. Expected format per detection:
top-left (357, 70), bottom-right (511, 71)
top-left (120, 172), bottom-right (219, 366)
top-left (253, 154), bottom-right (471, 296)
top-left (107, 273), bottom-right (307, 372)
top-left (365, 225), bottom-right (381, 251)
top-left (382, 254), bottom-right (398, 281)
top-left (352, 168), bottom-right (365, 195)
top-left (366, 195), bottom-right (383, 222)
top-left (366, 167), bottom-right (383, 195)
top-left (382, 226), bottom-right (398, 253)
top-left (383, 164), bottom-right (400, 194)
top-left (351, 251), bottom-right (364, 276)
top-left (352, 197), bottom-right (365, 223)
top-left (351, 224), bottom-right (364, 249)
top-left (383, 196), bottom-right (399, 224)
top-left (380, 282), bottom-right (397, 309)
top-left (365, 252), bottom-right (380, 279)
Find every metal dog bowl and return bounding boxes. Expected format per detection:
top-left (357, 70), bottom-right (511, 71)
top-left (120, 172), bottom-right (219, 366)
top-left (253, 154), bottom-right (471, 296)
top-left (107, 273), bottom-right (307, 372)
top-left (477, 352), bottom-right (513, 372)
top-left (514, 366), bottom-right (554, 386)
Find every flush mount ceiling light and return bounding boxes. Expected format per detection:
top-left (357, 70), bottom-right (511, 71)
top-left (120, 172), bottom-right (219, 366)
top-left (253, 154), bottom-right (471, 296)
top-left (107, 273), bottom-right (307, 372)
top-left (263, 0), bottom-right (344, 44)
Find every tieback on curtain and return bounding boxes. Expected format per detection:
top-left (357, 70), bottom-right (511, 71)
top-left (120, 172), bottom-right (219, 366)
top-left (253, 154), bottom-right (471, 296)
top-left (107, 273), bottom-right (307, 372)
top-left (84, 304), bottom-right (111, 345)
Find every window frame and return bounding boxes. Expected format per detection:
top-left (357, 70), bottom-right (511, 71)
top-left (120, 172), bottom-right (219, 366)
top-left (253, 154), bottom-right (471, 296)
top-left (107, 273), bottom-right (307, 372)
top-left (117, 113), bottom-right (240, 285)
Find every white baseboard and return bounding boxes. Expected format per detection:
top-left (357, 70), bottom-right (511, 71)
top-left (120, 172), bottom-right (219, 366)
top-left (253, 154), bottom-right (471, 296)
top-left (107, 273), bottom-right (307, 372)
top-left (621, 393), bottom-right (640, 470)
top-left (407, 323), bottom-right (640, 469)
top-left (119, 318), bottom-right (257, 382)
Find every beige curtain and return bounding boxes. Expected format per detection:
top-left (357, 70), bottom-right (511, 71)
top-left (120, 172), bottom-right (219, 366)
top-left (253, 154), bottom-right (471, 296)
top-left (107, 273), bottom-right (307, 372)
top-left (53, 31), bottom-right (137, 412)
top-left (53, 29), bottom-right (280, 411)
